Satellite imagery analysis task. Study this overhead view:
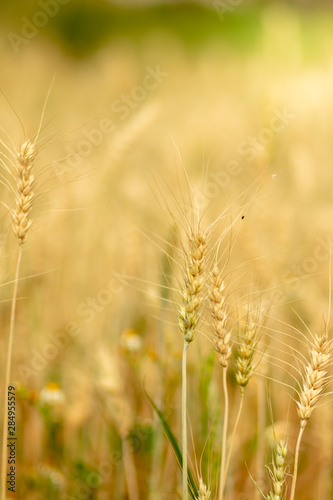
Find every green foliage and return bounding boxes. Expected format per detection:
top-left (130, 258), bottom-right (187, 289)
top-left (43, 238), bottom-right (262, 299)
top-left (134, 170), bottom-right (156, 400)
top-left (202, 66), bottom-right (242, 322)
top-left (3, 0), bottom-right (262, 58)
top-left (146, 390), bottom-right (199, 500)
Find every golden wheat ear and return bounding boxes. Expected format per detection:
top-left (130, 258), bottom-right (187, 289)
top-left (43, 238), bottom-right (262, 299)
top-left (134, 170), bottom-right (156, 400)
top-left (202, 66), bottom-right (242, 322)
top-left (178, 228), bottom-right (207, 500)
top-left (290, 328), bottom-right (333, 500)
top-left (208, 264), bottom-right (231, 500)
top-left (296, 331), bottom-right (333, 425)
top-left (197, 477), bottom-right (211, 500)
top-left (1, 135), bottom-right (38, 500)
top-left (178, 230), bottom-right (207, 344)
top-left (234, 309), bottom-right (263, 393)
top-left (221, 307), bottom-right (265, 497)
top-left (12, 139), bottom-right (36, 245)
top-left (209, 265), bottom-right (232, 367)
top-left (0, 86), bottom-right (52, 500)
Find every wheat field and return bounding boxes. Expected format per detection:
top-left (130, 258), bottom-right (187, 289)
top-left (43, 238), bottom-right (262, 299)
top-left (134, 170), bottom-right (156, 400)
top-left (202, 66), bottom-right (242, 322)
top-left (1, 2), bottom-right (333, 499)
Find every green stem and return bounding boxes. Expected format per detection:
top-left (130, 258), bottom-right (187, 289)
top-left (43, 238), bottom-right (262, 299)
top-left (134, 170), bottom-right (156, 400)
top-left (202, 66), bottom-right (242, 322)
top-left (290, 423), bottom-right (305, 500)
top-left (218, 366), bottom-right (229, 500)
top-left (182, 341), bottom-right (189, 500)
top-left (1, 246), bottom-right (22, 500)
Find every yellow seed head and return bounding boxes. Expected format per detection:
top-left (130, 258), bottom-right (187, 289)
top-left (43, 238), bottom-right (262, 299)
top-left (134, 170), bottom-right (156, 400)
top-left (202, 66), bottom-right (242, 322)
top-left (297, 332), bottom-right (333, 425)
top-left (12, 139), bottom-right (36, 245)
top-left (209, 266), bottom-right (232, 367)
top-left (235, 315), bottom-right (260, 393)
top-left (178, 231), bottom-right (207, 344)
top-left (266, 440), bottom-right (287, 500)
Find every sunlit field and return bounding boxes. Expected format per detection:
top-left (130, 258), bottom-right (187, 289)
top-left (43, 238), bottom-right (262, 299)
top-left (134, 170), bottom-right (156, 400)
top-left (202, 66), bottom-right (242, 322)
top-left (1, 2), bottom-right (333, 499)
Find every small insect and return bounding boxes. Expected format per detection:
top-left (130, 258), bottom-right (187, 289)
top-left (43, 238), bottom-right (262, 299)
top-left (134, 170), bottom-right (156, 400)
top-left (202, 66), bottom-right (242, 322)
top-left (241, 215), bottom-right (245, 220)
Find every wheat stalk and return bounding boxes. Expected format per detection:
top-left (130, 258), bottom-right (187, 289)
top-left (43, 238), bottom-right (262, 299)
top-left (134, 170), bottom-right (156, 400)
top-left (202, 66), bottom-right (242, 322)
top-left (208, 265), bottom-right (231, 500)
top-left (290, 330), bottom-right (333, 500)
top-left (1, 138), bottom-right (36, 500)
top-left (223, 309), bottom-right (263, 493)
top-left (178, 229), bottom-right (207, 500)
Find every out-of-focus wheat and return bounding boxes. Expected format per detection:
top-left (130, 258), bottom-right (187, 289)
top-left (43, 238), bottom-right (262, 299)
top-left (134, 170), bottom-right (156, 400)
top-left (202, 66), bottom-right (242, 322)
top-left (197, 477), bottom-right (211, 500)
top-left (223, 308), bottom-right (263, 495)
top-left (96, 349), bottom-right (139, 500)
top-left (265, 440), bottom-right (288, 500)
top-left (290, 330), bottom-right (333, 500)
top-left (235, 312), bottom-right (261, 394)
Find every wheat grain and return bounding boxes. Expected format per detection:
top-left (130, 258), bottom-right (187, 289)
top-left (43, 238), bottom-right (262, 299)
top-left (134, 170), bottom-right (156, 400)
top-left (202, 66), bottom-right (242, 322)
top-left (178, 230), bottom-right (207, 344)
top-left (197, 478), bottom-right (211, 499)
top-left (209, 265), bottom-right (232, 367)
top-left (208, 265), bottom-right (231, 500)
top-left (296, 331), bottom-right (332, 426)
top-left (222, 309), bottom-right (263, 496)
top-left (1, 135), bottom-right (38, 500)
top-left (235, 311), bottom-right (261, 394)
top-left (265, 440), bottom-right (287, 500)
top-left (178, 229), bottom-right (207, 500)
top-left (290, 330), bottom-right (333, 500)
top-left (12, 139), bottom-right (36, 245)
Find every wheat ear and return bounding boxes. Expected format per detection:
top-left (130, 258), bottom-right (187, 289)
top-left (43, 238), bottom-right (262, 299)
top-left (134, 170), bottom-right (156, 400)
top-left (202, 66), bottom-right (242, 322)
top-left (1, 139), bottom-right (36, 500)
top-left (265, 440), bottom-right (287, 500)
top-left (209, 266), bottom-right (231, 500)
top-left (290, 331), bottom-right (333, 500)
top-left (223, 311), bottom-right (262, 491)
top-left (178, 230), bottom-right (206, 500)
top-left (197, 477), bottom-right (211, 499)
top-left (12, 140), bottom-right (35, 245)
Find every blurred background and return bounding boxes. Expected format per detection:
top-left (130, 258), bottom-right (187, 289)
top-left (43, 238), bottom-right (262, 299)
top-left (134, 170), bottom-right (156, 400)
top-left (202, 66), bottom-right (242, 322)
top-left (1, 1), bottom-right (333, 499)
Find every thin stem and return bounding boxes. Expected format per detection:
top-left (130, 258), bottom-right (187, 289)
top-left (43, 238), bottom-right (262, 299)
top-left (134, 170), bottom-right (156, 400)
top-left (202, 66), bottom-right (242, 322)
top-left (256, 376), bottom-right (265, 500)
top-left (1, 246), bottom-right (23, 500)
top-left (289, 423), bottom-right (306, 500)
top-left (123, 438), bottom-right (140, 500)
top-left (223, 392), bottom-right (245, 491)
top-left (218, 366), bottom-right (229, 500)
top-left (182, 341), bottom-right (189, 500)
top-left (148, 308), bottom-right (166, 499)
